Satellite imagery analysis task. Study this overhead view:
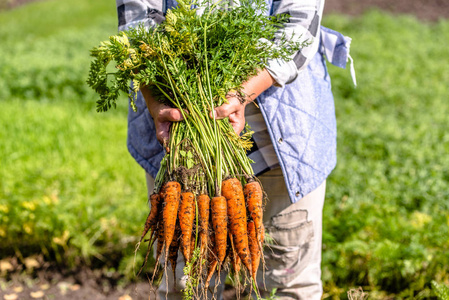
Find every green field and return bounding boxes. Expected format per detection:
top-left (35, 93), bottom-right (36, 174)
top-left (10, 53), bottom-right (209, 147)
top-left (322, 11), bottom-right (449, 299)
top-left (1, 0), bottom-right (448, 298)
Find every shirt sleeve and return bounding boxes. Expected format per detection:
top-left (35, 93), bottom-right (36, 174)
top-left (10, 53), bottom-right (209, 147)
top-left (266, 0), bottom-right (325, 87)
top-left (116, 0), bottom-right (165, 31)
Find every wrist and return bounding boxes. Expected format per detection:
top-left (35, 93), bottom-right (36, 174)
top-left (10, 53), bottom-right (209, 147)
top-left (140, 86), bottom-right (161, 117)
top-left (242, 69), bottom-right (275, 103)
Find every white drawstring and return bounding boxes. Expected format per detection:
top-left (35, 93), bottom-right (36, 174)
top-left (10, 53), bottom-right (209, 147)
top-left (348, 54), bottom-right (357, 87)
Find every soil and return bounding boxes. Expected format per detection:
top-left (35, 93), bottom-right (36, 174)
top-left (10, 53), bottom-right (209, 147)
top-left (323, 0), bottom-right (449, 22)
top-left (0, 257), bottom-right (237, 300)
top-left (1, 264), bottom-right (151, 300)
top-left (1, 0), bottom-right (448, 299)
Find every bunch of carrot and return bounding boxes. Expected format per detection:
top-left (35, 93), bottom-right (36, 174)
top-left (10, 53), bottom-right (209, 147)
top-left (87, 0), bottom-right (305, 297)
top-left (138, 175), bottom-right (265, 293)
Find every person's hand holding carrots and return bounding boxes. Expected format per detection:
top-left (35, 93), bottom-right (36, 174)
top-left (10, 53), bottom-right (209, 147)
top-left (212, 69), bottom-right (275, 135)
top-left (141, 69), bottom-right (275, 143)
top-left (141, 86), bottom-right (184, 145)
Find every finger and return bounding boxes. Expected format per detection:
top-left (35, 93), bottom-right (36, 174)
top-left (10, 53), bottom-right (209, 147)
top-left (156, 122), bottom-right (171, 144)
top-left (228, 113), bottom-right (245, 135)
top-left (212, 99), bottom-right (241, 120)
top-left (159, 107), bottom-right (184, 122)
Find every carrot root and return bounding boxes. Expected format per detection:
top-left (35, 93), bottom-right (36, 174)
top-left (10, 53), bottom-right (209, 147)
top-left (198, 194), bottom-right (210, 257)
top-left (247, 220), bottom-right (260, 280)
top-left (222, 178), bottom-right (252, 275)
top-left (162, 181), bottom-right (181, 258)
top-left (244, 180), bottom-right (264, 246)
top-left (211, 196), bottom-right (227, 263)
top-left (179, 191), bottom-right (196, 263)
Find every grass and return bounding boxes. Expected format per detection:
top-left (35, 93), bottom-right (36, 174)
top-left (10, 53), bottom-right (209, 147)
top-left (0, 0), bottom-right (448, 297)
top-left (0, 0), bottom-right (148, 276)
top-left (322, 10), bottom-right (449, 299)
top-left (1, 99), bottom-right (144, 260)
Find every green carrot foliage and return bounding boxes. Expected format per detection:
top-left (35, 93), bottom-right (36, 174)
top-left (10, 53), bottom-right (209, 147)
top-left (87, 0), bottom-right (306, 196)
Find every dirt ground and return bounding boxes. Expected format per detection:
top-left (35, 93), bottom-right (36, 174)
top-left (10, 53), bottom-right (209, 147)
top-left (1, 0), bottom-right (448, 300)
top-left (324, 0), bottom-right (449, 22)
top-left (0, 258), bottom-right (237, 300)
top-left (0, 263), bottom-right (152, 300)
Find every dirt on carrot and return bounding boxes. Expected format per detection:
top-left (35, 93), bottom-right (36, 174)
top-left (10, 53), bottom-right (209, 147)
top-left (198, 194), bottom-right (210, 258)
top-left (140, 194), bottom-right (161, 242)
top-left (244, 180), bottom-right (263, 246)
top-left (247, 220), bottom-right (260, 280)
top-left (168, 222), bottom-right (181, 289)
top-left (162, 181), bottom-right (182, 258)
top-left (211, 196), bottom-right (228, 263)
top-left (222, 178), bottom-right (252, 275)
top-left (205, 228), bottom-right (218, 289)
top-left (179, 192), bottom-right (196, 262)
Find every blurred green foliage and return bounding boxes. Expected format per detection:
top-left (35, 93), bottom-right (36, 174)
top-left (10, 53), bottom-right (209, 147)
top-left (0, 0), bottom-right (117, 102)
top-left (0, 0), bottom-right (148, 278)
top-left (0, 0), bottom-right (448, 297)
top-left (322, 10), bottom-right (449, 299)
top-left (432, 281), bottom-right (449, 300)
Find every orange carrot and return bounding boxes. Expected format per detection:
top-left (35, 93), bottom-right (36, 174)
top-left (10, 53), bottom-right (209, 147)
top-left (222, 178), bottom-right (252, 274)
top-left (179, 191), bottom-right (195, 262)
top-left (228, 231), bottom-right (241, 295)
top-left (149, 210), bottom-right (165, 283)
top-left (211, 196), bottom-right (227, 263)
top-left (190, 230), bottom-right (196, 260)
top-left (197, 194), bottom-right (210, 257)
top-left (148, 193), bottom-right (162, 231)
top-left (205, 228), bottom-right (218, 289)
top-left (139, 193), bottom-right (162, 246)
top-left (247, 220), bottom-right (260, 280)
top-left (229, 232), bottom-right (241, 275)
top-left (138, 215), bottom-right (159, 277)
top-left (155, 212), bottom-right (165, 263)
top-left (244, 180), bottom-right (264, 246)
top-left (168, 222), bottom-right (181, 289)
top-left (162, 181), bottom-right (181, 258)
top-left (205, 260), bottom-right (218, 289)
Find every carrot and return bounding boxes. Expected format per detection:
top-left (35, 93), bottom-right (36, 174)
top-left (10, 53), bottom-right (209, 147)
top-left (247, 220), bottom-right (260, 280)
top-left (162, 181), bottom-right (181, 258)
top-left (205, 228), bottom-right (218, 289)
top-left (135, 193), bottom-right (162, 276)
top-left (205, 260), bottom-right (218, 289)
top-left (228, 232), bottom-right (242, 295)
top-left (138, 193), bottom-right (162, 247)
top-left (244, 180), bottom-right (263, 246)
top-left (190, 230), bottom-right (196, 260)
top-left (197, 194), bottom-right (210, 257)
top-left (149, 210), bottom-right (165, 284)
top-left (142, 194), bottom-right (161, 236)
top-left (211, 196), bottom-right (227, 263)
top-left (229, 232), bottom-right (241, 275)
top-left (222, 178), bottom-right (252, 274)
top-left (168, 222), bottom-right (181, 289)
top-left (155, 212), bottom-right (165, 264)
top-left (179, 191), bottom-right (195, 262)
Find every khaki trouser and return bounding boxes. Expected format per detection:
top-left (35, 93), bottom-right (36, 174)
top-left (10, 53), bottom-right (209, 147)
top-left (145, 168), bottom-right (325, 300)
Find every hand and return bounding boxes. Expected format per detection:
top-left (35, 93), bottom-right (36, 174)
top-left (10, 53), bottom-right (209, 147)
top-left (211, 69), bottom-right (276, 135)
top-left (212, 93), bottom-right (247, 135)
top-left (140, 86), bottom-right (184, 144)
